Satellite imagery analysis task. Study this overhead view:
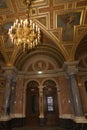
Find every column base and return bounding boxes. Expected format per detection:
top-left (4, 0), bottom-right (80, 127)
top-left (39, 117), bottom-right (46, 126)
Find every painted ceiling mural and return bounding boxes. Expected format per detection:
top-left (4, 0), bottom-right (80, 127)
top-left (57, 12), bottom-right (81, 41)
top-left (0, 0), bottom-right (87, 65)
top-left (0, 0), bottom-right (7, 8)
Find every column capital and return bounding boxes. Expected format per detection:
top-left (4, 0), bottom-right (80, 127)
top-left (2, 66), bottom-right (17, 80)
top-left (63, 61), bottom-right (79, 75)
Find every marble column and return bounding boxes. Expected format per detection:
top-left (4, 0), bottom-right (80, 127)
top-left (39, 87), bottom-right (45, 125)
top-left (63, 61), bottom-right (83, 116)
top-left (3, 75), bottom-right (12, 115)
top-left (2, 66), bottom-right (17, 115)
top-left (66, 75), bottom-right (75, 115)
top-left (10, 78), bottom-right (16, 113)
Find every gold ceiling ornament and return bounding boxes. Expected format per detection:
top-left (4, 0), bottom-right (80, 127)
top-left (8, 0), bottom-right (40, 52)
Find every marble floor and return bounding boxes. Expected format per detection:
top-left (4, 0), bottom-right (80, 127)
top-left (12, 126), bottom-right (65, 130)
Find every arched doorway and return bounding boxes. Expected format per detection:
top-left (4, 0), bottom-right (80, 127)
top-left (26, 80), bottom-right (39, 126)
top-left (43, 80), bottom-right (59, 126)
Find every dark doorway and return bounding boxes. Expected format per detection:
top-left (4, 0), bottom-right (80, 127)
top-left (26, 81), bottom-right (39, 126)
top-left (43, 80), bottom-right (59, 126)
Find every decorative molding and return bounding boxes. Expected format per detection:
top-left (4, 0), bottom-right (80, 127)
top-left (59, 114), bottom-right (87, 123)
top-left (0, 114), bottom-right (25, 121)
top-left (73, 116), bottom-right (87, 123)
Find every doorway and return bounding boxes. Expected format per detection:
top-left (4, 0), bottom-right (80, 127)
top-left (26, 80), bottom-right (39, 126)
top-left (26, 80), bottom-right (59, 126)
top-left (43, 80), bottom-right (59, 126)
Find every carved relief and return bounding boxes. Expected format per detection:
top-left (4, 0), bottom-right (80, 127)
top-left (34, 60), bottom-right (47, 71)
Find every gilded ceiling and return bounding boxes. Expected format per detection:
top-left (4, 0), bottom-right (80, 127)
top-left (0, 0), bottom-right (87, 70)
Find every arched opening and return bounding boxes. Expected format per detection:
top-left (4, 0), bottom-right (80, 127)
top-left (43, 80), bottom-right (59, 126)
top-left (26, 80), bottom-right (39, 126)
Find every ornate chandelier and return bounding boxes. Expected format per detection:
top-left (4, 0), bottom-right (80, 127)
top-left (8, 0), bottom-right (40, 52)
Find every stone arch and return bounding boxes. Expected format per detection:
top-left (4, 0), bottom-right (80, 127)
top-left (42, 79), bottom-right (60, 125)
top-left (75, 34), bottom-right (87, 70)
top-left (41, 78), bottom-right (60, 90)
top-left (23, 79), bottom-right (40, 116)
top-left (41, 78), bottom-right (61, 115)
top-left (25, 80), bottom-right (40, 126)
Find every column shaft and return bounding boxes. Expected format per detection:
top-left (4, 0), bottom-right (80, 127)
top-left (70, 74), bottom-right (83, 116)
top-left (39, 88), bottom-right (44, 118)
top-left (3, 76), bottom-right (12, 115)
top-left (63, 61), bottom-right (83, 116)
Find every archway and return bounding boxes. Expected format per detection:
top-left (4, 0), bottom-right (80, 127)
top-left (26, 80), bottom-right (39, 126)
top-left (43, 80), bottom-right (59, 126)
